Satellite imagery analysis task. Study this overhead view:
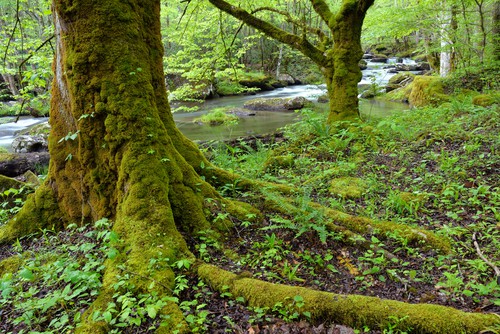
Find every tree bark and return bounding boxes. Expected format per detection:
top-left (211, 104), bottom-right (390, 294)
top-left (1, 0), bottom-right (223, 331)
top-left (493, 0), bottom-right (500, 61)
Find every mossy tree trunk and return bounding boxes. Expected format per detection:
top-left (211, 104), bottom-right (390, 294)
top-left (2, 0), bottom-right (221, 331)
top-left (0, 1), bottom-right (498, 333)
top-left (208, 0), bottom-right (374, 123)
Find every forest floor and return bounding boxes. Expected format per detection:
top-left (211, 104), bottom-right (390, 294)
top-left (0, 98), bottom-right (499, 333)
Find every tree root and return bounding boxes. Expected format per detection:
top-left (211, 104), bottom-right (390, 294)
top-left (198, 263), bottom-right (500, 334)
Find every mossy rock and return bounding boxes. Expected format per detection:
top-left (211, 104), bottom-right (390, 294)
top-left (409, 76), bottom-right (449, 107)
top-left (472, 94), bottom-right (499, 107)
top-left (238, 75), bottom-right (275, 91)
top-left (329, 177), bottom-right (368, 199)
top-left (385, 82), bottom-right (413, 103)
top-left (264, 155), bottom-right (295, 170)
top-left (19, 121), bottom-right (50, 136)
top-left (244, 97), bottom-right (308, 111)
top-left (388, 72), bottom-right (415, 86)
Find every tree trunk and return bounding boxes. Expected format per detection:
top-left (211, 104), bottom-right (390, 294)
top-left (493, 0), bottom-right (500, 61)
top-left (1, 0), bottom-right (223, 331)
top-left (208, 0), bottom-right (374, 124)
top-left (326, 1), bottom-right (365, 122)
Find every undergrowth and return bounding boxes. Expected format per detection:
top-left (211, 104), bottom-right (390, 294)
top-left (0, 98), bottom-right (499, 332)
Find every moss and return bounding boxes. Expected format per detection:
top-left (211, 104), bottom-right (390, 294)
top-left (0, 174), bottom-right (27, 192)
top-left (472, 94), bottom-right (499, 107)
top-left (0, 255), bottom-right (23, 276)
top-left (409, 76), bottom-right (449, 107)
top-left (264, 155), bottom-right (295, 170)
top-left (194, 108), bottom-right (239, 126)
top-left (199, 264), bottom-right (499, 334)
top-left (329, 177), bottom-right (368, 199)
top-left (385, 82), bottom-right (413, 103)
top-left (0, 182), bottom-right (63, 243)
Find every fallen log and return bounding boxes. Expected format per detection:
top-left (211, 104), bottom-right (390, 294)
top-left (0, 152), bottom-right (50, 177)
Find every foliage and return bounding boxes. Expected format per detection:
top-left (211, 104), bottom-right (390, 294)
top-left (194, 108), bottom-right (239, 126)
top-left (0, 0), bottom-right (53, 115)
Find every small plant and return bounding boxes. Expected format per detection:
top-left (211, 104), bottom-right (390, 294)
top-left (194, 108), bottom-right (238, 126)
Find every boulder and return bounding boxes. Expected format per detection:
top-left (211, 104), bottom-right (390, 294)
top-left (12, 134), bottom-right (48, 153)
top-left (277, 74), bottom-right (296, 85)
top-left (317, 94), bottom-right (329, 103)
top-left (385, 72), bottom-right (415, 93)
top-left (243, 97), bottom-right (308, 111)
top-left (408, 76), bottom-right (448, 107)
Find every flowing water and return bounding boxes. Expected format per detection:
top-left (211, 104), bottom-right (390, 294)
top-left (0, 59), bottom-right (412, 149)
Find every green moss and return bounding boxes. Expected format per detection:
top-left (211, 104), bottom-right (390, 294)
top-left (0, 175), bottom-right (27, 192)
top-left (0, 255), bottom-right (23, 276)
top-left (0, 182), bottom-right (63, 243)
top-left (409, 76), bottom-right (449, 107)
top-left (264, 155), bottom-right (295, 170)
top-left (329, 177), bottom-right (368, 199)
top-left (194, 108), bottom-right (239, 126)
top-left (215, 80), bottom-right (247, 96)
top-left (472, 94), bottom-right (499, 107)
top-left (199, 264), bottom-right (499, 334)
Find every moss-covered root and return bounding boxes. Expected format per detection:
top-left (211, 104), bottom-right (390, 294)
top-left (262, 192), bottom-right (451, 253)
top-left (0, 182), bottom-right (63, 244)
top-left (198, 264), bottom-right (499, 334)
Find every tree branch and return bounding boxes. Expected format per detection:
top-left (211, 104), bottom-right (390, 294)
top-left (309, 0), bottom-right (334, 28)
top-left (251, 6), bottom-right (328, 43)
top-left (208, 0), bottom-right (327, 66)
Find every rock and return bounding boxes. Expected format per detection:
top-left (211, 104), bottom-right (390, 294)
top-left (371, 54), bottom-right (388, 63)
top-left (394, 63), bottom-right (431, 72)
top-left (12, 134), bottom-right (48, 153)
top-left (386, 72), bottom-right (415, 93)
top-left (277, 74), bottom-right (296, 85)
top-left (409, 75), bottom-right (448, 107)
top-left (317, 94), bottom-right (329, 103)
top-left (243, 97), bottom-right (307, 111)
top-left (362, 53), bottom-right (373, 59)
top-left (0, 152), bottom-right (50, 177)
top-left (359, 60), bottom-right (368, 70)
top-left (228, 108), bottom-right (256, 117)
top-left (359, 90), bottom-right (376, 99)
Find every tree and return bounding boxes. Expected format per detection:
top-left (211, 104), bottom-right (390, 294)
top-left (207, 0), bottom-right (375, 123)
top-left (0, 0), bottom-right (498, 333)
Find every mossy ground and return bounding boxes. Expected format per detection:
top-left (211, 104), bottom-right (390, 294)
top-left (1, 99), bottom-right (498, 333)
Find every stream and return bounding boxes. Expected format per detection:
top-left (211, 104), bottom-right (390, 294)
top-left (0, 58), bottom-right (413, 150)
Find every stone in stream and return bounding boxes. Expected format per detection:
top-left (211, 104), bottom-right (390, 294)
top-left (243, 96), bottom-right (308, 111)
top-left (12, 134), bottom-right (48, 153)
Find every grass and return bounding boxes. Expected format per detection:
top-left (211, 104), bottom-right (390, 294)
top-left (0, 98), bottom-right (499, 332)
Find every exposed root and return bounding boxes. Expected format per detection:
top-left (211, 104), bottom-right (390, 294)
top-left (198, 263), bottom-right (500, 334)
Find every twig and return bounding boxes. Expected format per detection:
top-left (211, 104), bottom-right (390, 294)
top-left (2, 0), bottom-right (21, 66)
top-left (472, 232), bottom-right (500, 279)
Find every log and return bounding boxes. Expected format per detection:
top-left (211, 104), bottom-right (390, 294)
top-left (0, 152), bottom-right (50, 177)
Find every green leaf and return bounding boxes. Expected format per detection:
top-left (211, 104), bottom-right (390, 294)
top-left (147, 305), bottom-right (157, 318)
top-left (103, 310), bottom-right (113, 323)
top-left (19, 268), bottom-right (34, 281)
